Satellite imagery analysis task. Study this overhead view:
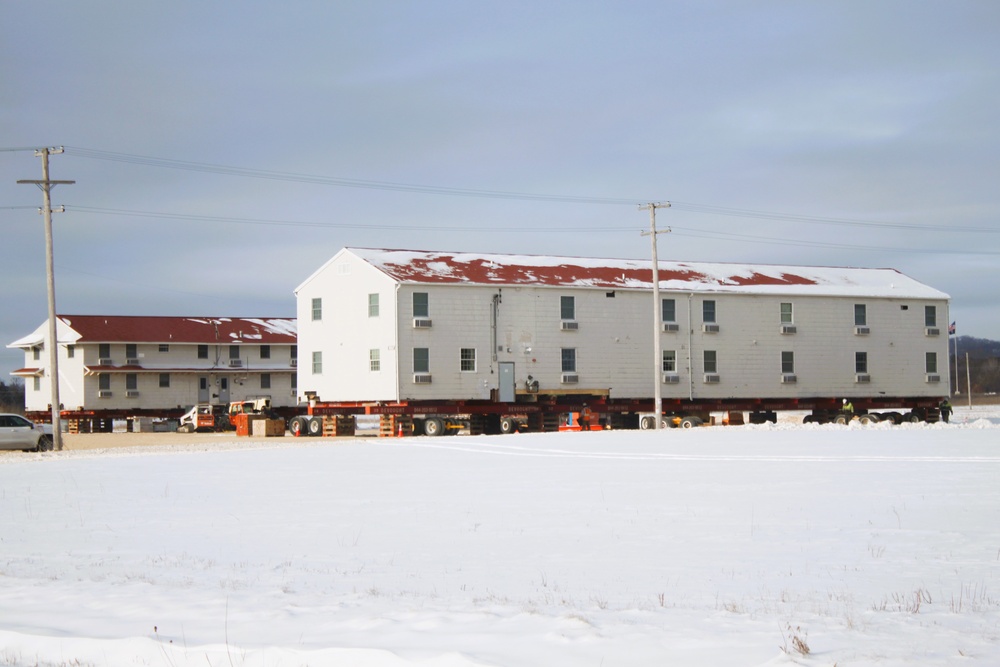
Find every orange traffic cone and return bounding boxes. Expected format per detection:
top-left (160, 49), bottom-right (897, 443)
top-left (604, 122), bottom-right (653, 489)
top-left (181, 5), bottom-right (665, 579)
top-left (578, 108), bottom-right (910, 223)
top-left (397, 422), bottom-right (404, 438)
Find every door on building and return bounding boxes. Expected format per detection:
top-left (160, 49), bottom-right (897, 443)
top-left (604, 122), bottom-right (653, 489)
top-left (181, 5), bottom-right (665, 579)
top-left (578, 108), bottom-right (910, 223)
top-left (198, 376), bottom-right (210, 403)
top-left (498, 362), bottom-right (515, 402)
top-left (218, 377), bottom-right (230, 405)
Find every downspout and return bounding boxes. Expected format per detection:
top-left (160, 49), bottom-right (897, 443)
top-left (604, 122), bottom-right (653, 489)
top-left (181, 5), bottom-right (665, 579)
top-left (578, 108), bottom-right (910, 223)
top-left (687, 293), bottom-right (694, 401)
top-left (394, 283), bottom-right (401, 402)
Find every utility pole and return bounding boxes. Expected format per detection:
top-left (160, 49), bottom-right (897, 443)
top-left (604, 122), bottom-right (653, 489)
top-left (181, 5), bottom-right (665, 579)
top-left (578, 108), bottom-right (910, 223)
top-left (18, 147), bottom-right (74, 451)
top-left (640, 202), bottom-right (671, 429)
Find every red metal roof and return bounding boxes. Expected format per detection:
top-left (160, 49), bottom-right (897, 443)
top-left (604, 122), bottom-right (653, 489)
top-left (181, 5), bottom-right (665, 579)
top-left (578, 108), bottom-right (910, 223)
top-left (54, 315), bottom-right (296, 344)
top-left (339, 248), bottom-right (947, 299)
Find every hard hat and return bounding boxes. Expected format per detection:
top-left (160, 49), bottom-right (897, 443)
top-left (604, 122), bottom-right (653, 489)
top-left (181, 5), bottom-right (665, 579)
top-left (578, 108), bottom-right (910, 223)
top-left (842, 398), bottom-right (847, 404)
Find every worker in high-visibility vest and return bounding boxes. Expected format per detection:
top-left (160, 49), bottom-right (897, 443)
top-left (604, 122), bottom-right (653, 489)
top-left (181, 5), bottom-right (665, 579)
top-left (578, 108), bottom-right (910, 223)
top-left (579, 404), bottom-right (592, 432)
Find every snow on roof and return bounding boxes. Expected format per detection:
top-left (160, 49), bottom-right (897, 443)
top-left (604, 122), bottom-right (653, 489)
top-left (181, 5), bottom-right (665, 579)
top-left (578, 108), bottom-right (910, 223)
top-left (7, 315), bottom-right (297, 348)
top-left (344, 248), bottom-right (949, 299)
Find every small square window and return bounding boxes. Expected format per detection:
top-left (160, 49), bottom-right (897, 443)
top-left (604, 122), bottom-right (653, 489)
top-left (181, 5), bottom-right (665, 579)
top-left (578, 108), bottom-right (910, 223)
top-left (460, 348), bottom-right (476, 372)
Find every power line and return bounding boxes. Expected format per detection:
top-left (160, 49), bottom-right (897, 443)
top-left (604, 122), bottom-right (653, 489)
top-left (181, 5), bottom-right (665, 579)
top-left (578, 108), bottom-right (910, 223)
top-left (60, 147), bottom-right (642, 205)
top-left (63, 205), bottom-right (1000, 255)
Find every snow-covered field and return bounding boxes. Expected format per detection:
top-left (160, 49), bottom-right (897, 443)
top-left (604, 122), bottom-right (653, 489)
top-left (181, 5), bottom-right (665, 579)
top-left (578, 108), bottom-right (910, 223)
top-left (2, 406), bottom-right (999, 666)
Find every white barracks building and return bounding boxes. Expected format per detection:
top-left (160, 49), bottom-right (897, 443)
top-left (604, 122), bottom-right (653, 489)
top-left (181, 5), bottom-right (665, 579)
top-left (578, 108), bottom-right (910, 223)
top-left (9, 315), bottom-right (297, 413)
top-left (294, 248), bottom-right (951, 404)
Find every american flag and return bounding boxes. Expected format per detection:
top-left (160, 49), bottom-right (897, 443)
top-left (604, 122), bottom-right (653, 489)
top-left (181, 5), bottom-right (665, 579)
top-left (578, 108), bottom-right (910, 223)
top-left (949, 321), bottom-right (956, 335)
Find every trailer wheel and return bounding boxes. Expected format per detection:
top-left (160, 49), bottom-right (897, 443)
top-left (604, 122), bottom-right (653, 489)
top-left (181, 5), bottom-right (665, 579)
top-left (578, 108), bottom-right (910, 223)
top-left (834, 414), bottom-right (848, 425)
top-left (500, 417), bottom-right (518, 434)
top-left (905, 412), bottom-right (922, 423)
top-left (858, 413), bottom-right (879, 425)
top-left (306, 416), bottom-right (323, 437)
top-left (423, 417), bottom-right (445, 437)
top-left (639, 415), bottom-right (656, 430)
top-left (289, 417), bottom-right (305, 437)
top-left (679, 416), bottom-right (702, 429)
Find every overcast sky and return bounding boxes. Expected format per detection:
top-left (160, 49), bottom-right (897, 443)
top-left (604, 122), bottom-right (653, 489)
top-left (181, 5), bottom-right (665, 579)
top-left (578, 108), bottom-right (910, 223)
top-left (3, 2), bottom-right (999, 379)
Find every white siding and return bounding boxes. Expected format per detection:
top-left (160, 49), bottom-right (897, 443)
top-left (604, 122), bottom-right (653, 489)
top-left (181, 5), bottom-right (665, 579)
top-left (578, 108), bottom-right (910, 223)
top-left (295, 249), bottom-right (399, 402)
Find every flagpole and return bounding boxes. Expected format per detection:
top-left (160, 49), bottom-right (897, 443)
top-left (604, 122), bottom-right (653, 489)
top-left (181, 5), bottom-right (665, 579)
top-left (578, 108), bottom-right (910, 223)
top-left (952, 325), bottom-right (958, 396)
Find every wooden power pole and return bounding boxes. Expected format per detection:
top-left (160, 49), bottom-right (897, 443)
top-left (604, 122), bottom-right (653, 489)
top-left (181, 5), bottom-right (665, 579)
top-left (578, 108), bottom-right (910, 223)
top-left (18, 147), bottom-right (74, 451)
top-left (640, 202), bottom-right (671, 429)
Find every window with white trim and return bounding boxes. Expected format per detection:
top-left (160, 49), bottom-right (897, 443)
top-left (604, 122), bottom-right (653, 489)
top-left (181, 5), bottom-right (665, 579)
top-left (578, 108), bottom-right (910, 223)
top-left (662, 350), bottom-right (677, 373)
top-left (370, 349), bottom-right (380, 372)
top-left (413, 292), bottom-right (429, 318)
top-left (703, 350), bottom-right (718, 374)
top-left (413, 348), bottom-right (429, 374)
top-left (460, 348), bottom-right (477, 372)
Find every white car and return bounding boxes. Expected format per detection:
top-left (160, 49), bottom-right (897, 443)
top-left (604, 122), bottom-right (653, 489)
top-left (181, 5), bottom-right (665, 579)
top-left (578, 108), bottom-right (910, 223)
top-left (0, 413), bottom-right (53, 452)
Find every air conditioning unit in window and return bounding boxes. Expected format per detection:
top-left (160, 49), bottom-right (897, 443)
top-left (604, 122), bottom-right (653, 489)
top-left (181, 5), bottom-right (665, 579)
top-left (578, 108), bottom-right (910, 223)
top-left (781, 374), bottom-right (797, 384)
top-left (289, 358), bottom-right (297, 367)
top-left (125, 358), bottom-right (140, 366)
top-left (99, 358), bottom-right (113, 366)
top-left (703, 373), bottom-right (720, 383)
top-left (780, 325), bottom-right (797, 334)
top-left (126, 390), bottom-right (140, 398)
top-left (413, 318), bottom-right (433, 329)
top-left (855, 374), bottom-right (871, 383)
top-left (855, 326), bottom-right (870, 335)
top-left (662, 322), bottom-right (679, 333)
top-left (228, 359), bottom-right (243, 368)
top-left (926, 374), bottom-right (941, 383)
top-left (702, 324), bottom-right (720, 333)
top-left (98, 390), bottom-right (113, 398)
top-left (662, 373), bottom-right (680, 384)
top-left (925, 327), bottom-right (940, 337)
top-left (413, 373), bottom-right (433, 384)
top-left (560, 321), bottom-right (579, 331)
top-left (561, 373), bottom-right (579, 384)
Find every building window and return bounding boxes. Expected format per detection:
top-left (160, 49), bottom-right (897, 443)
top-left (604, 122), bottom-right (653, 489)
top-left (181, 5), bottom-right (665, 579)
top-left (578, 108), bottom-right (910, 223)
top-left (99, 373), bottom-right (110, 391)
top-left (925, 352), bottom-right (938, 374)
top-left (780, 303), bottom-right (793, 324)
top-left (260, 373), bottom-right (271, 389)
top-left (560, 296), bottom-right (575, 320)
top-left (159, 344), bottom-right (169, 353)
top-left (260, 345), bottom-right (271, 359)
top-left (291, 374), bottom-right (297, 392)
top-left (854, 304), bottom-right (867, 326)
top-left (413, 348), bottom-right (429, 374)
top-left (662, 298), bottom-right (676, 323)
top-left (704, 350), bottom-right (718, 374)
top-left (198, 345), bottom-right (209, 359)
top-left (703, 300), bottom-right (716, 323)
top-left (159, 373), bottom-right (170, 388)
top-left (925, 306), bottom-right (937, 327)
top-left (32, 346), bottom-right (41, 361)
top-left (368, 293), bottom-right (380, 317)
top-left (126, 344), bottom-right (137, 359)
top-left (413, 292), bottom-right (429, 318)
top-left (855, 351), bottom-right (868, 374)
top-left (460, 348), bottom-right (477, 372)
top-left (662, 350), bottom-right (676, 373)
top-left (33, 377), bottom-right (41, 392)
top-left (561, 348), bottom-right (577, 373)
top-left (229, 345), bottom-right (240, 360)
top-left (370, 349), bottom-right (380, 371)
top-left (312, 351), bottom-right (323, 375)
top-left (126, 374), bottom-right (138, 391)
top-left (311, 297), bottom-right (322, 321)
top-left (66, 345), bottom-right (75, 358)
top-left (99, 343), bottom-right (110, 359)
top-left (781, 351), bottom-right (794, 374)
